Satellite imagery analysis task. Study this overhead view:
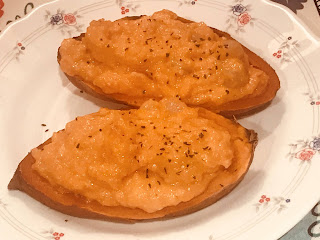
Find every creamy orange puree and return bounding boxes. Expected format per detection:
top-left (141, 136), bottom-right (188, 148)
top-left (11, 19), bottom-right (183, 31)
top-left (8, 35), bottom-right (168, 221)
top-left (32, 99), bottom-right (251, 213)
top-left (59, 10), bottom-right (269, 107)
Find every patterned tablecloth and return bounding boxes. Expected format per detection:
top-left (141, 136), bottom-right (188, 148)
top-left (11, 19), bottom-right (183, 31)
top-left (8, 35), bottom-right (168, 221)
top-left (1, 0), bottom-right (320, 239)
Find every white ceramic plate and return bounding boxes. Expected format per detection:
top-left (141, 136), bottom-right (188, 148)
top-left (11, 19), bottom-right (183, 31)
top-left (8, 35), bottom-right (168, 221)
top-left (1, 0), bottom-right (320, 239)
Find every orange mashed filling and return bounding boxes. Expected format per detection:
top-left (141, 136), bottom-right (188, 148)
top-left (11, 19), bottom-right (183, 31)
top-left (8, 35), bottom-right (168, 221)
top-left (32, 99), bottom-right (251, 213)
top-left (59, 10), bottom-right (268, 107)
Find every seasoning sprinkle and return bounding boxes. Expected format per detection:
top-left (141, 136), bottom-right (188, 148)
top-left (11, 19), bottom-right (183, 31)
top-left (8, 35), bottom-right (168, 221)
top-left (76, 143), bottom-right (80, 148)
top-left (192, 74), bottom-right (200, 79)
top-left (142, 90), bottom-right (146, 94)
top-left (125, 48), bottom-right (129, 51)
top-left (199, 132), bottom-right (204, 138)
top-left (99, 129), bottom-right (102, 132)
top-left (146, 169), bottom-right (149, 178)
top-left (41, 124), bottom-right (46, 126)
top-left (45, 129), bottom-right (49, 132)
top-left (157, 181), bottom-right (161, 185)
top-left (183, 142), bottom-right (191, 146)
top-left (166, 53), bottom-right (170, 57)
top-left (148, 183), bottom-right (151, 188)
top-left (226, 90), bottom-right (230, 94)
top-left (220, 184), bottom-right (224, 187)
top-left (195, 44), bottom-right (200, 48)
top-left (164, 167), bottom-right (167, 174)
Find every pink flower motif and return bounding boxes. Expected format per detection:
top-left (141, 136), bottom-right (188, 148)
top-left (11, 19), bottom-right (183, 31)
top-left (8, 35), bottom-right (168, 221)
top-left (237, 12), bottom-right (251, 26)
top-left (295, 148), bottom-right (316, 161)
top-left (0, 0), bottom-right (4, 18)
top-left (63, 13), bottom-right (77, 25)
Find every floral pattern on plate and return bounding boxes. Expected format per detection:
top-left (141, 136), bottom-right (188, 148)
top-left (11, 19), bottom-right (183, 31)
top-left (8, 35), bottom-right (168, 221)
top-left (45, 9), bottom-right (84, 36)
top-left (288, 137), bottom-right (320, 162)
top-left (178, 0), bottom-right (198, 6)
top-left (116, 0), bottom-right (140, 15)
top-left (41, 229), bottom-right (65, 240)
top-left (226, 1), bottom-right (256, 32)
top-left (254, 195), bottom-right (291, 213)
top-left (272, 36), bottom-right (299, 63)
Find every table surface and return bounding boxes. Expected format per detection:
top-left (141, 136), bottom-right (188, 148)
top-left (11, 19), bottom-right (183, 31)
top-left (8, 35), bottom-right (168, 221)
top-left (0, 0), bottom-right (320, 239)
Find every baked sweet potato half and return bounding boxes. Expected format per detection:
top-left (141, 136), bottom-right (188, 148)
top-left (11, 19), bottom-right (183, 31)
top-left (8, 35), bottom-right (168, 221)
top-left (57, 10), bottom-right (279, 117)
top-left (8, 99), bottom-right (257, 221)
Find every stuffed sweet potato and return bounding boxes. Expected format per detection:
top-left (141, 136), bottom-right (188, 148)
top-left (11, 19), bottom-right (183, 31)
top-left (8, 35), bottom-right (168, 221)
top-left (8, 99), bottom-right (257, 221)
top-left (57, 10), bottom-right (279, 117)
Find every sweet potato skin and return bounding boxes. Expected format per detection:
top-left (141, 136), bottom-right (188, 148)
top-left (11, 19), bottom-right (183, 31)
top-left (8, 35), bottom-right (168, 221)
top-left (8, 108), bottom-right (257, 222)
top-left (57, 15), bottom-right (280, 118)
